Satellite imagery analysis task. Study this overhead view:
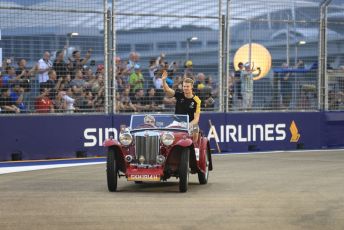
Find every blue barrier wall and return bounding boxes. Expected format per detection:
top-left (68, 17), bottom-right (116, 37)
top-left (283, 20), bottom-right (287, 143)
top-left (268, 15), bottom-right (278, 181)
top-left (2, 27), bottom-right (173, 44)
top-left (0, 112), bottom-right (343, 161)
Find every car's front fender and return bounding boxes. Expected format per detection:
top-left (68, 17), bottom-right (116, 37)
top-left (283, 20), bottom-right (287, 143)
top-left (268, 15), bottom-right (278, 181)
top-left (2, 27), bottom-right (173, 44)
top-left (174, 138), bottom-right (193, 148)
top-left (103, 139), bottom-right (121, 147)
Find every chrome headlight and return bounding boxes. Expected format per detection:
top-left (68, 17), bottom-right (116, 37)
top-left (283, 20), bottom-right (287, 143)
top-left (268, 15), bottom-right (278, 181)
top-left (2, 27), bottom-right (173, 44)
top-left (161, 132), bottom-right (175, 146)
top-left (119, 132), bottom-right (133, 146)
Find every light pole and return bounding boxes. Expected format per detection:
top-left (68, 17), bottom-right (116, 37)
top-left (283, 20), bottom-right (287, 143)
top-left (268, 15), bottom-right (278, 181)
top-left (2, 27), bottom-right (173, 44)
top-left (186, 36), bottom-right (198, 60)
top-left (294, 40), bottom-right (306, 65)
top-left (66, 32), bottom-right (79, 58)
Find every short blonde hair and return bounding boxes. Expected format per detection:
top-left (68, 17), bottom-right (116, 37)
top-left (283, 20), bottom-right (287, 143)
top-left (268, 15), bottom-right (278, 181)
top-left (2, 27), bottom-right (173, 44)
top-left (183, 77), bottom-right (194, 85)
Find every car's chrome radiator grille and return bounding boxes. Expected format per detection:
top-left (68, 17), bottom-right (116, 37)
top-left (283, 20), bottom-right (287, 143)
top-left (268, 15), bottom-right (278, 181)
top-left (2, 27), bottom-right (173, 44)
top-left (135, 132), bottom-right (160, 164)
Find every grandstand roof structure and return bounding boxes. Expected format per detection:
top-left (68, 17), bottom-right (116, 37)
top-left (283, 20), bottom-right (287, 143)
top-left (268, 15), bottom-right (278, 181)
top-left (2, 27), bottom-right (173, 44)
top-left (1, 0), bottom-right (344, 36)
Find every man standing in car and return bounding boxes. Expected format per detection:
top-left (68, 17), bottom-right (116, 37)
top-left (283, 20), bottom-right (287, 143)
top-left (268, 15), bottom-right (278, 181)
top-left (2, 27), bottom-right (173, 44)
top-left (161, 70), bottom-right (201, 143)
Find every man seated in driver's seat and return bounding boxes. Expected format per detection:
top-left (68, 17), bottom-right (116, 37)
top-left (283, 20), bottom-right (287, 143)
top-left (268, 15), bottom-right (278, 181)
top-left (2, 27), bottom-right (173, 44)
top-left (143, 114), bottom-right (156, 127)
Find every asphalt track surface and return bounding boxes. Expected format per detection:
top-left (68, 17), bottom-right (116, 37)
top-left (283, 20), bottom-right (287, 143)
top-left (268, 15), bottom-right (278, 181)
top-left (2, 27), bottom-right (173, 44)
top-left (0, 150), bottom-right (344, 230)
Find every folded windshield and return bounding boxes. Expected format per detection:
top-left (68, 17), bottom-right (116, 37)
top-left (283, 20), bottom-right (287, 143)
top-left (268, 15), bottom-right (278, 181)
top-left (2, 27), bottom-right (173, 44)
top-left (130, 114), bottom-right (189, 130)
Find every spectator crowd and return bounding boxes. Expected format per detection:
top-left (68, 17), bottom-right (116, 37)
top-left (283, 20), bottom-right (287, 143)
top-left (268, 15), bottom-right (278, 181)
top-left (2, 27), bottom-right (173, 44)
top-left (0, 48), bottom-right (218, 114)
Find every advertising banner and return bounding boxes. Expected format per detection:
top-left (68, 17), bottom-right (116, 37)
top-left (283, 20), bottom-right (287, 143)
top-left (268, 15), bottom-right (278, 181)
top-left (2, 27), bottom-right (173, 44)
top-left (0, 112), bottom-right (341, 161)
top-left (201, 112), bottom-right (324, 152)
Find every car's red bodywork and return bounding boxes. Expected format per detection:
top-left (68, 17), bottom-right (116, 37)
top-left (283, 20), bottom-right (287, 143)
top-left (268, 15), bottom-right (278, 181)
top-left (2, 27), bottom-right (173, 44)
top-left (104, 115), bottom-right (213, 192)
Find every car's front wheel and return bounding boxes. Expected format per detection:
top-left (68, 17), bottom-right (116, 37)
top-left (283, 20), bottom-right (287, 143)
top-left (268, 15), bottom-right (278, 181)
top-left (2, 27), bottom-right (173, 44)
top-left (179, 148), bottom-right (190, 193)
top-left (107, 148), bottom-right (118, 192)
top-left (198, 147), bottom-right (209, 184)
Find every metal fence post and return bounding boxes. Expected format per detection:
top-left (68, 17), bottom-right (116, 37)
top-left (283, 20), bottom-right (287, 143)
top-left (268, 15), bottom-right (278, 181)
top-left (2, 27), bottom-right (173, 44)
top-left (112, 0), bottom-right (117, 114)
top-left (318, 0), bottom-right (332, 111)
top-left (218, 0), bottom-right (223, 112)
top-left (225, 0), bottom-right (231, 112)
top-left (104, 0), bottom-right (109, 114)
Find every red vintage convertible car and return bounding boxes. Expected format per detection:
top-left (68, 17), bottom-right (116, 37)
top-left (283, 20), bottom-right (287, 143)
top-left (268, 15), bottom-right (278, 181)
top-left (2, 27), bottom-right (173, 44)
top-left (103, 114), bottom-right (213, 192)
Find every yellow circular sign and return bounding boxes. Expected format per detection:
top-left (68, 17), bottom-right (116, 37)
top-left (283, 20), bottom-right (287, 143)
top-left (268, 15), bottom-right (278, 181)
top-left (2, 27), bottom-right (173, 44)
top-left (233, 43), bottom-right (272, 80)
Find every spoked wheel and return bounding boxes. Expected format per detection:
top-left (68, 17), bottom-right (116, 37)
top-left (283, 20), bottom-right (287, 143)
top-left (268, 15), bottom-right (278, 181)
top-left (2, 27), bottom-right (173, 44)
top-left (106, 148), bottom-right (118, 192)
top-left (198, 148), bottom-right (209, 184)
top-left (179, 148), bottom-right (190, 193)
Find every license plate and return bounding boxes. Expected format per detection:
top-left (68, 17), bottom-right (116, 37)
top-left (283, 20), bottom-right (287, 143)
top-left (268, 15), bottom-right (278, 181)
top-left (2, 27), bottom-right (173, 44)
top-left (128, 174), bottom-right (160, 181)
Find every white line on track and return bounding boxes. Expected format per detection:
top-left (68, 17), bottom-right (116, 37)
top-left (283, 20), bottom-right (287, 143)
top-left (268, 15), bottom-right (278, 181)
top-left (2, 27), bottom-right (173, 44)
top-left (0, 162), bottom-right (104, 175)
top-left (1, 149), bottom-right (343, 174)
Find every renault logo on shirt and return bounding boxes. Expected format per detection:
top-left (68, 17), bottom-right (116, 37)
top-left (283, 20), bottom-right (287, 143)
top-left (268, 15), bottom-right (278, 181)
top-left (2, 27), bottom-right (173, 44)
top-left (189, 102), bottom-right (194, 109)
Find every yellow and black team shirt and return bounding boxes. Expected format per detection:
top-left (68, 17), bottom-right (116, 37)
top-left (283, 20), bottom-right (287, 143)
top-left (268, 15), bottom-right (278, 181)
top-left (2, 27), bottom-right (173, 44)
top-left (174, 91), bottom-right (201, 122)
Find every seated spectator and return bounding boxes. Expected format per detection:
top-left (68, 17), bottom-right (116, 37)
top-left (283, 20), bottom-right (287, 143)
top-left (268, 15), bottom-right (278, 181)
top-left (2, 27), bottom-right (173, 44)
top-left (131, 88), bottom-right (149, 112)
top-left (75, 89), bottom-right (95, 113)
top-left (144, 87), bottom-right (163, 112)
top-left (9, 82), bottom-right (26, 112)
top-left (15, 58), bottom-right (31, 92)
top-left (70, 69), bottom-right (86, 94)
top-left (195, 73), bottom-right (206, 90)
top-left (116, 75), bottom-right (125, 93)
top-left (84, 90), bottom-right (95, 112)
top-left (1, 66), bottom-right (18, 88)
top-left (162, 94), bottom-right (176, 112)
top-left (0, 87), bottom-right (20, 113)
top-left (205, 75), bottom-right (218, 98)
top-left (118, 88), bottom-right (136, 112)
top-left (62, 87), bottom-right (76, 113)
top-left (59, 73), bottom-right (72, 90)
top-left (35, 84), bottom-right (54, 113)
top-left (53, 90), bottom-right (67, 113)
top-left (172, 75), bottom-right (183, 90)
top-left (94, 87), bottom-right (105, 112)
top-left (84, 67), bottom-right (95, 82)
top-left (84, 67), bottom-right (97, 91)
top-left (201, 91), bottom-right (215, 110)
top-left (45, 70), bottom-right (63, 99)
top-left (92, 74), bottom-right (104, 94)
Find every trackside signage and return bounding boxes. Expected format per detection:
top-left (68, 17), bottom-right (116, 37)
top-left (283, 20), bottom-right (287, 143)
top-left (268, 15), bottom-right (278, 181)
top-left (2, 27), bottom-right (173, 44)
top-left (207, 121), bottom-right (300, 143)
top-left (84, 128), bottom-right (119, 147)
top-left (0, 112), bottom-right (333, 161)
top-left (207, 123), bottom-right (287, 143)
top-left (82, 113), bottom-right (317, 152)
top-left (83, 120), bottom-right (301, 148)
top-left (199, 112), bottom-right (322, 152)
